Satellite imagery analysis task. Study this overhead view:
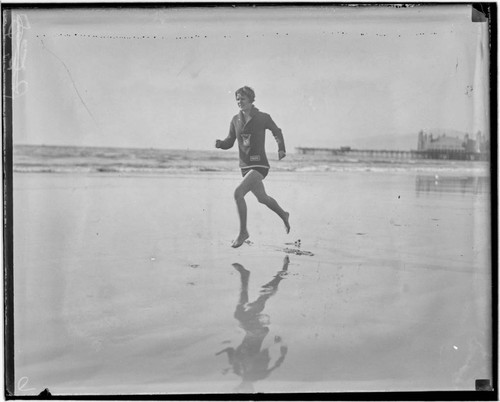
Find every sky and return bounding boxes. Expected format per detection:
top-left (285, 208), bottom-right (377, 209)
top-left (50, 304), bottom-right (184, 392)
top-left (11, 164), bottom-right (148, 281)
top-left (10, 4), bottom-right (490, 151)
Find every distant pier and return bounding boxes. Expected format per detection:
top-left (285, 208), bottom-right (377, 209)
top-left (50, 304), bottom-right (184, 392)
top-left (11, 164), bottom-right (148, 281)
top-left (295, 147), bottom-right (489, 161)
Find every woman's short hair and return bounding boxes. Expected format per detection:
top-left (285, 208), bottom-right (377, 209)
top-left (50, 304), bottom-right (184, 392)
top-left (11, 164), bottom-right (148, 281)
top-left (235, 86), bottom-right (255, 103)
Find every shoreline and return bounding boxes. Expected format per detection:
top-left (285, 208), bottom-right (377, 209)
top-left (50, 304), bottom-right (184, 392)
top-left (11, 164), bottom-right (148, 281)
top-left (12, 163), bottom-right (491, 177)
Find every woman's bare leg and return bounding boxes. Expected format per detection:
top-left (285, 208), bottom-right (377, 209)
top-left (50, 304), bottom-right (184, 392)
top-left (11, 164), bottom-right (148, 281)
top-left (251, 180), bottom-right (290, 233)
top-left (232, 170), bottom-right (265, 248)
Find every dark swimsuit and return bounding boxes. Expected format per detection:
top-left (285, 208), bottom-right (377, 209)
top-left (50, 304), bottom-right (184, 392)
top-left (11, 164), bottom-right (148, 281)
top-left (241, 167), bottom-right (269, 179)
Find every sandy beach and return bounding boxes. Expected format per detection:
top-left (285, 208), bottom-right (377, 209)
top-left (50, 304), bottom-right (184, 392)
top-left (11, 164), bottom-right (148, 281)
top-left (12, 169), bottom-right (492, 395)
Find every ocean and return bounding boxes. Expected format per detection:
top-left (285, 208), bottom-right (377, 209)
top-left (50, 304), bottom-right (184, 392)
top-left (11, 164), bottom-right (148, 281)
top-left (13, 144), bottom-right (489, 176)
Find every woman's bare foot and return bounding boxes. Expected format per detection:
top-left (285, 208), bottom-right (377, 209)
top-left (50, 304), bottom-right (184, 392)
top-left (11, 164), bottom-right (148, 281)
top-left (283, 212), bottom-right (290, 234)
top-left (232, 263), bottom-right (250, 279)
top-left (231, 232), bottom-right (249, 248)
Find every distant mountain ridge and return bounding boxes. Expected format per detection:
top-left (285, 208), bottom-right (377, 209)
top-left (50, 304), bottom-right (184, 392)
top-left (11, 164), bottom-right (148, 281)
top-left (338, 129), bottom-right (471, 151)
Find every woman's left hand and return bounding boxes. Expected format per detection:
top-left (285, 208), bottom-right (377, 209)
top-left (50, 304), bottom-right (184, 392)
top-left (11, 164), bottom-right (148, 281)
top-left (278, 150), bottom-right (286, 160)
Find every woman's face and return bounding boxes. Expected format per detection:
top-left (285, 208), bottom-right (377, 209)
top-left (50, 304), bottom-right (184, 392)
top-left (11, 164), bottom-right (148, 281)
top-left (236, 93), bottom-right (253, 112)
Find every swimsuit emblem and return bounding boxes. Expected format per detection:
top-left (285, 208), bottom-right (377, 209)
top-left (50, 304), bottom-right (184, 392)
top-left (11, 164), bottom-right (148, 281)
top-left (241, 134), bottom-right (251, 147)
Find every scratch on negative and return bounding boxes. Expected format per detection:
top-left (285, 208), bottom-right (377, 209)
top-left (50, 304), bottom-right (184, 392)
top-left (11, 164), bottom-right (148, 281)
top-left (40, 39), bottom-right (97, 124)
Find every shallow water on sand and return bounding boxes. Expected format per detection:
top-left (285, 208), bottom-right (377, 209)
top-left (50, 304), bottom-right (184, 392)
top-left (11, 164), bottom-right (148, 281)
top-left (12, 170), bottom-right (491, 395)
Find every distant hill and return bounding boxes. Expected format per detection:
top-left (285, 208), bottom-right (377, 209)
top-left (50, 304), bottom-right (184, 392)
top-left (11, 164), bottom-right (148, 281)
top-left (344, 129), bottom-right (471, 151)
top-left (347, 133), bottom-right (419, 151)
top-left (421, 128), bottom-right (472, 138)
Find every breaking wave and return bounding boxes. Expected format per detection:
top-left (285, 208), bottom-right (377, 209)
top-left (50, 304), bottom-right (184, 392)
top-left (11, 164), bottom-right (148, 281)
top-left (13, 145), bottom-right (489, 176)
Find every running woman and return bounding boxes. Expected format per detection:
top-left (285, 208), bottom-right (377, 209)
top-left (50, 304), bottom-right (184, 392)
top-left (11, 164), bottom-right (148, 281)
top-left (215, 86), bottom-right (290, 248)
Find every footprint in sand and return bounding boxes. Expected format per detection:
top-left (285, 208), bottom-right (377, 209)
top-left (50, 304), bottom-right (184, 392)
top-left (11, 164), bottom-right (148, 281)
top-left (285, 239), bottom-right (302, 248)
top-left (282, 247), bottom-right (314, 257)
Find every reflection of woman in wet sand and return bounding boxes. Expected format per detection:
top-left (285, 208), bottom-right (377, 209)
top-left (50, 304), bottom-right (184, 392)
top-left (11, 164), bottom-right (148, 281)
top-left (216, 256), bottom-right (289, 393)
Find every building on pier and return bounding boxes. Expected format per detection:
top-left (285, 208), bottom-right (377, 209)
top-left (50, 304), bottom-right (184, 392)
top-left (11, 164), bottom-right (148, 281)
top-left (417, 130), bottom-right (489, 160)
top-left (295, 130), bottom-right (489, 161)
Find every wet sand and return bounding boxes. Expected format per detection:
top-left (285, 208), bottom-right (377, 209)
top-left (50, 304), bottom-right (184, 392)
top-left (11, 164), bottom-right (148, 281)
top-left (12, 170), bottom-right (492, 395)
